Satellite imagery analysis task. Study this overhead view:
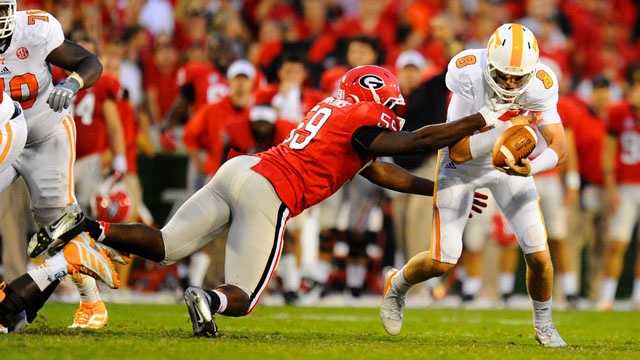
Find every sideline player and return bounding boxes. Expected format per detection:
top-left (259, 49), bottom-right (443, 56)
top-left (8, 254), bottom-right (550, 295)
top-left (7, 65), bottom-right (525, 335)
top-left (381, 24), bottom-right (568, 347)
top-left (0, 3), bottom-right (110, 328)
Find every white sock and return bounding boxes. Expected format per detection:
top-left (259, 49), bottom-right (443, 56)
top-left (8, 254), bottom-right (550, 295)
top-left (279, 254), bottom-right (300, 292)
top-left (498, 272), bottom-right (515, 295)
top-left (457, 266), bottom-right (467, 282)
top-left (212, 289), bottom-right (228, 313)
top-left (631, 278), bottom-right (640, 303)
top-left (559, 272), bottom-right (577, 296)
top-left (462, 277), bottom-right (482, 296)
top-left (311, 260), bottom-right (331, 284)
top-left (71, 274), bottom-right (101, 303)
top-left (532, 299), bottom-right (553, 328)
top-left (188, 252), bottom-right (211, 287)
top-left (346, 264), bottom-right (366, 289)
top-left (392, 268), bottom-right (412, 295)
top-left (27, 253), bottom-right (68, 291)
top-left (600, 277), bottom-right (618, 303)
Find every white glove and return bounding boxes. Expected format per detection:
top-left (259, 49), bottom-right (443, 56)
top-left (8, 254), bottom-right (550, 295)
top-left (478, 105), bottom-right (509, 128)
top-left (112, 154), bottom-right (127, 174)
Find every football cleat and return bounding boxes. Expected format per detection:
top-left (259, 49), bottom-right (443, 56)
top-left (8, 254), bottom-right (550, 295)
top-left (0, 282), bottom-right (28, 333)
top-left (380, 268), bottom-right (406, 336)
top-left (96, 243), bottom-right (131, 265)
top-left (63, 234), bottom-right (121, 289)
top-left (535, 324), bottom-right (568, 348)
top-left (184, 287), bottom-right (218, 338)
top-left (28, 204), bottom-right (86, 258)
top-left (69, 300), bottom-right (108, 329)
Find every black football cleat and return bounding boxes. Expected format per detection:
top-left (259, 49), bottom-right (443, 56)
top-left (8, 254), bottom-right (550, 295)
top-left (184, 287), bottom-right (218, 338)
top-left (27, 204), bottom-right (86, 258)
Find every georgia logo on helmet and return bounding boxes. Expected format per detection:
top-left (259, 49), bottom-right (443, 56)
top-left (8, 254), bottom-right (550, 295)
top-left (485, 23), bottom-right (539, 101)
top-left (337, 65), bottom-right (405, 110)
top-left (0, 1), bottom-right (16, 40)
top-left (90, 175), bottom-right (132, 223)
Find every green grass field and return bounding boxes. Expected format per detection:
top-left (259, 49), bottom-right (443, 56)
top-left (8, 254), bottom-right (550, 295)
top-left (1, 303), bottom-right (640, 359)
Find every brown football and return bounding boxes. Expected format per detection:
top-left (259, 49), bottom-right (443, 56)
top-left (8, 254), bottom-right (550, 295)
top-left (492, 125), bottom-right (538, 169)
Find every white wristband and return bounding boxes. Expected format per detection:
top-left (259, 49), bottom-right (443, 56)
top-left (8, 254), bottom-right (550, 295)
top-left (112, 154), bottom-right (127, 173)
top-left (530, 148), bottom-right (559, 175)
top-left (469, 126), bottom-right (502, 158)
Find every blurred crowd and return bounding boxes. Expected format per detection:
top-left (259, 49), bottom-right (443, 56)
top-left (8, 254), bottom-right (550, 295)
top-left (0, 0), bottom-right (639, 310)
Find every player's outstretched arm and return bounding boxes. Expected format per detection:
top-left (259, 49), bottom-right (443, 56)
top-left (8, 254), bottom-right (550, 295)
top-left (360, 160), bottom-right (434, 195)
top-left (365, 112), bottom-right (489, 156)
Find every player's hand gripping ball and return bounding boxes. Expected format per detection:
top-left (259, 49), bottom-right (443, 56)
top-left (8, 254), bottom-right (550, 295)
top-left (492, 125), bottom-right (537, 172)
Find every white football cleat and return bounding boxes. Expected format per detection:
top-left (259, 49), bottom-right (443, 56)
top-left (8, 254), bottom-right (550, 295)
top-left (535, 323), bottom-right (568, 348)
top-left (380, 268), bottom-right (405, 336)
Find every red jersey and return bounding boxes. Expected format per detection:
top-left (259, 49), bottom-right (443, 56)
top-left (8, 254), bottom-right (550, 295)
top-left (565, 98), bottom-right (606, 185)
top-left (177, 61), bottom-right (228, 111)
top-left (117, 100), bottom-right (139, 174)
top-left (252, 97), bottom-right (404, 216)
top-left (607, 101), bottom-right (640, 184)
top-left (74, 73), bottom-right (121, 159)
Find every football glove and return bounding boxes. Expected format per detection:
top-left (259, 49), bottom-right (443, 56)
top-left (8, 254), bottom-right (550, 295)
top-left (47, 77), bottom-right (81, 112)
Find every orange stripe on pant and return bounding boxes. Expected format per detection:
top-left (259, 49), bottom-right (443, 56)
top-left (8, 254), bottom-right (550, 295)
top-left (62, 116), bottom-right (77, 205)
top-left (0, 122), bottom-right (13, 163)
top-left (431, 150), bottom-right (443, 262)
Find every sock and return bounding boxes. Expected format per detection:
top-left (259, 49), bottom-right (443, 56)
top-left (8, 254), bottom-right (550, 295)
top-left (559, 272), bottom-right (577, 297)
top-left (631, 278), bottom-right (640, 303)
top-left (205, 289), bottom-right (228, 314)
top-left (27, 253), bottom-right (68, 291)
top-left (392, 268), bottom-right (412, 295)
top-left (532, 299), bottom-right (553, 328)
top-left (71, 274), bottom-right (101, 303)
top-left (279, 254), bottom-right (300, 292)
top-left (462, 277), bottom-right (482, 297)
top-left (311, 260), bottom-right (331, 284)
top-left (457, 266), bottom-right (468, 282)
top-left (346, 264), bottom-right (367, 289)
top-left (498, 272), bottom-right (515, 296)
top-left (188, 252), bottom-right (210, 287)
top-left (600, 277), bottom-right (618, 303)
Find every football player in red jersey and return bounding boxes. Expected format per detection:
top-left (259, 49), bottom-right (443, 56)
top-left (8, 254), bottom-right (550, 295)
top-left (11, 65), bottom-right (520, 336)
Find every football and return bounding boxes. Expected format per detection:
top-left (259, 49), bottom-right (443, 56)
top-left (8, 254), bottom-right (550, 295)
top-left (492, 125), bottom-right (538, 169)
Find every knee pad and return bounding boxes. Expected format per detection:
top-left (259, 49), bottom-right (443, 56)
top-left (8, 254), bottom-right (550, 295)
top-left (518, 223), bottom-right (547, 255)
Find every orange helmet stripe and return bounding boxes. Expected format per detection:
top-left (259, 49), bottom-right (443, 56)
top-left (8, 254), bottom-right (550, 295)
top-left (509, 24), bottom-right (524, 68)
top-left (494, 30), bottom-right (501, 48)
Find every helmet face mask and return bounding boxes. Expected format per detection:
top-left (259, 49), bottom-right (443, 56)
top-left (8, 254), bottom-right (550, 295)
top-left (485, 23), bottom-right (539, 102)
top-left (0, 1), bottom-right (16, 40)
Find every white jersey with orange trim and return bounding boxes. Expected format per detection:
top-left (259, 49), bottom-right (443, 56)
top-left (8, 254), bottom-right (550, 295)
top-left (444, 48), bottom-right (560, 169)
top-left (0, 10), bottom-right (67, 143)
top-left (431, 49), bottom-right (558, 264)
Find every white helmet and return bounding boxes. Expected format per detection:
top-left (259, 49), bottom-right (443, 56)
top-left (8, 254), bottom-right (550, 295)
top-left (485, 23), bottom-right (539, 101)
top-left (0, 0), bottom-right (16, 40)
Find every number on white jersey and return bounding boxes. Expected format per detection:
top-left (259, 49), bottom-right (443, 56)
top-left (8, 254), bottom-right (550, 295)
top-left (620, 131), bottom-right (640, 165)
top-left (1, 74), bottom-right (39, 109)
top-left (75, 93), bottom-right (96, 125)
top-left (285, 105), bottom-right (332, 149)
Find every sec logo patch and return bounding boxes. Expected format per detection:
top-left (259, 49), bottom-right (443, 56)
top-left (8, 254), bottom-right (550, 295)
top-left (16, 47), bottom-right (29, 60)
top-left (358, 74), bottom-right (385, 90)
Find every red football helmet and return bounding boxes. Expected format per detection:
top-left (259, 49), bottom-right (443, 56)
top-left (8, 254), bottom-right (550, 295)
top-left (91, 175), bottom-right (132, 223)
top-left (337, 65), bottom-right (405, 110)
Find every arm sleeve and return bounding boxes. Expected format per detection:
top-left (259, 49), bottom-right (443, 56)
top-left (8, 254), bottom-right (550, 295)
top-left (352, 126), bottom-right (388, 153)
top-left (183, 107), bottom-right (208, 150)
top-left (447, 93), bottom-right (476, 122)
top-left (445, 55), bottom-right (475, 102)
top-left (41, 13), bottom-right (65, 55)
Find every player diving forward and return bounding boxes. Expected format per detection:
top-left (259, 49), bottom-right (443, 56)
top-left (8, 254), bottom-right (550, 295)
top-left (381, 24), bottom-right (568, 347)
top-left (0, 1), bottom-right (113, 330)
top-left (3, 65), bottom-right (528, 336)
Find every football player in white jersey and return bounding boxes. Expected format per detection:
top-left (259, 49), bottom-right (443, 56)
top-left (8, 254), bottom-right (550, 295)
top-left (0, 1), bottom-right (111, 330)
top-left (381, 24), bottom-right (568, 347)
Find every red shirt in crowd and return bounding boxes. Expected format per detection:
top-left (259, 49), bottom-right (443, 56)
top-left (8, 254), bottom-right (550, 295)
top-left (177, 61), bottom-right (228, 112)
top-left (607, 101), bottom-right (640, 184)
top-left (73, 73), bottom-right (122, 159)
top-left (117, 99), bottom-right (139, 174)
top-left (559, 96), bottom-right (606, 185)
top-left (253, 97), bottom-right (403, 216)
top-left (183, 97), bottom-right (250, 175)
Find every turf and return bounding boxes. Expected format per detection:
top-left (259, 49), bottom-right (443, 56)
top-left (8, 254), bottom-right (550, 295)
top-left (1, 303), bottom-right (639, 359)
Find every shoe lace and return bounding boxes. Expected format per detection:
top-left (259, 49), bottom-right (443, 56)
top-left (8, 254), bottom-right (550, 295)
top-left (74, 306), bottom-right (91, 323)
top-left (385, 292), bottom-right (406, 319)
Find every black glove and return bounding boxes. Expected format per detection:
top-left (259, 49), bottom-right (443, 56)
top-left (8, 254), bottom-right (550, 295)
top-left (47, 77), bottom-right (81, 112)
